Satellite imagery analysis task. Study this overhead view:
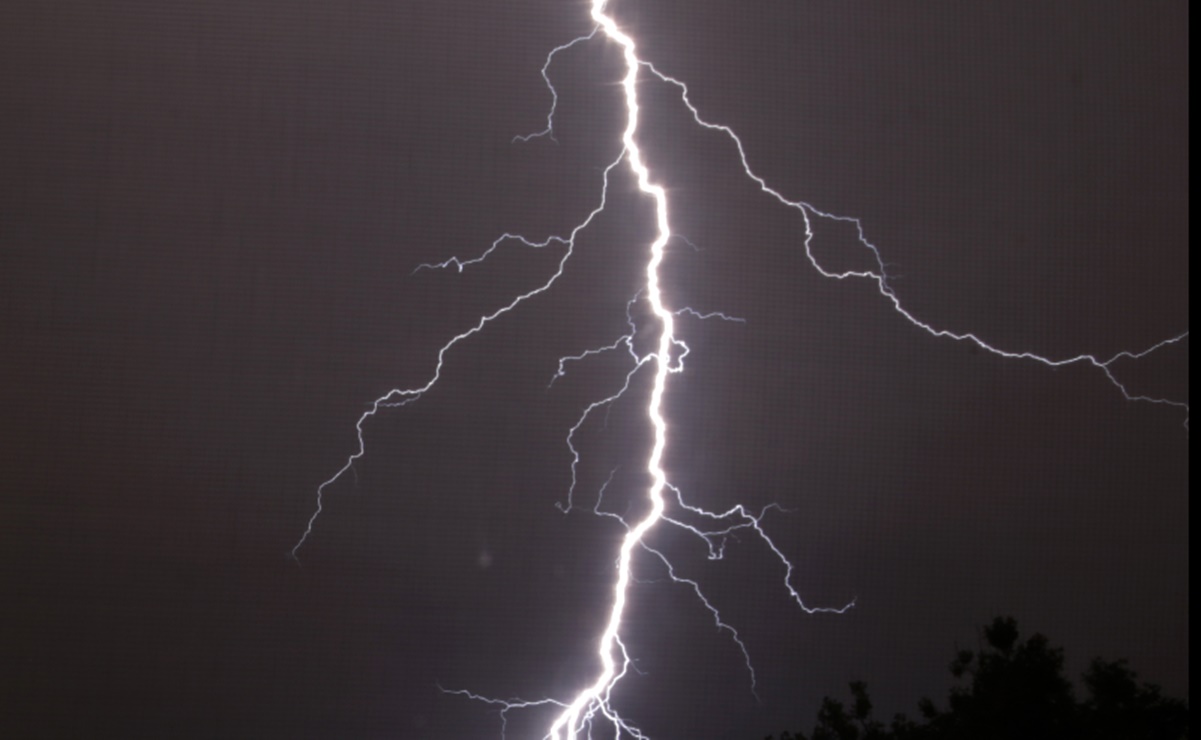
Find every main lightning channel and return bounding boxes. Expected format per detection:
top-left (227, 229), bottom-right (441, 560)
top-left (544, 3), bottom-right (674, 736)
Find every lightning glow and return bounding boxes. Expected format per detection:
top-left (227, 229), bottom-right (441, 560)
top-left (291, 2), bottom-right (1189, 737)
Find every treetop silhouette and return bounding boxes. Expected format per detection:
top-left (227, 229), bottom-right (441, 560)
top-left (769, 616), bottom-right (1188, 740)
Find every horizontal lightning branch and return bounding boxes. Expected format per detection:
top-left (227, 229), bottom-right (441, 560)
top-left (437, 687), bottom-right (567, 740)
top-left (642, 60), bottom-right (1189, 427)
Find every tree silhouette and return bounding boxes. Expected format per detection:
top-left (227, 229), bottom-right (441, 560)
top-left (1079, 657), bottom-right (1190, 740)
top-left (768, 617), bottom-right (1188, 740)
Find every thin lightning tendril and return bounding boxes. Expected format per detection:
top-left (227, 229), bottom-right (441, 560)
top-left (292, 1), bottom-right (1189, 736)
top-left (290, 150), bottom-right (625, 561)
top-left (641, 61), bottom-right (1189, 426)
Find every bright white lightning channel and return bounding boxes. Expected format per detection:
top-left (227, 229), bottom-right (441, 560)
top-left (292, 2), bottom-right (1189, 737)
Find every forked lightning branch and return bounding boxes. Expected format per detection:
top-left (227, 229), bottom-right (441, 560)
top-left (291, 2), bottom-right (1189, 737)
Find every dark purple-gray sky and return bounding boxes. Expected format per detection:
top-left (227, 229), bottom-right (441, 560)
top-left (1, 1), bottom-right (1187, 738)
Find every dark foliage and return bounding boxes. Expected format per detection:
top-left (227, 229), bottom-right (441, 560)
top-left (767, 617), bottom-right (1188, 740)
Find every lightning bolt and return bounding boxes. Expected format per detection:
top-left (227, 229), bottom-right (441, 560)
top-left (291, 1), bottom-right (1188, 737)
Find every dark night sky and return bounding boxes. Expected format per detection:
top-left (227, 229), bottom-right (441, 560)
top-left (1, 2), bottom-right (1188, 738)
